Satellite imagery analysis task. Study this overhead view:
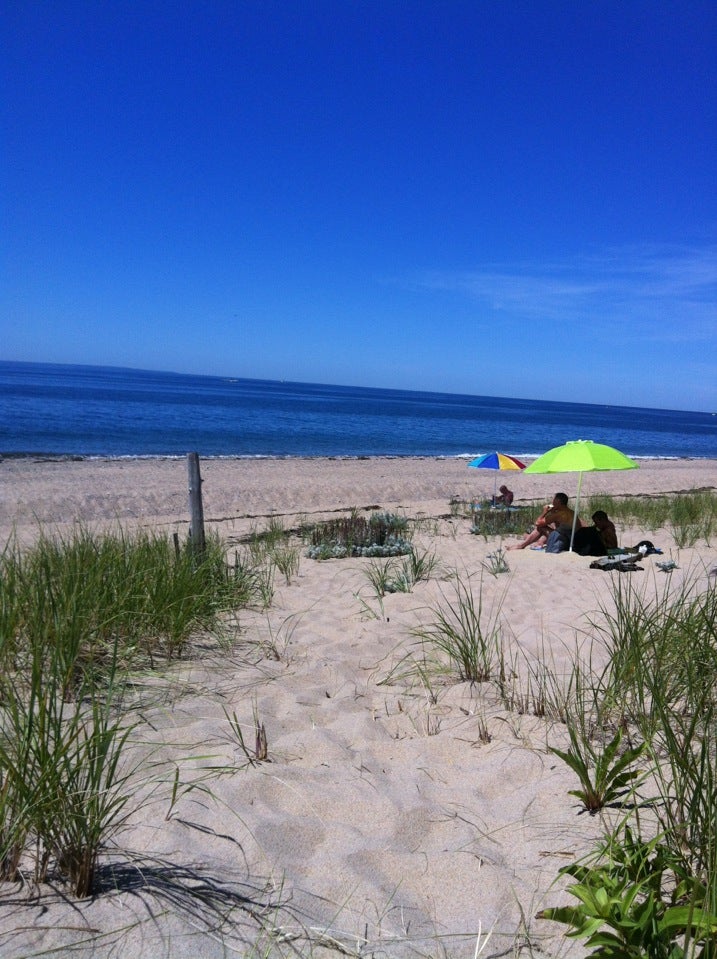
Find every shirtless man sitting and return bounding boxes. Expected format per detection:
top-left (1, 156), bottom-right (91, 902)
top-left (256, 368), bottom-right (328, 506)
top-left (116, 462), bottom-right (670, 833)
top-left (506, 492), bottom-right (578, 550)
top-left (492, 484), bottom-right (514, 506)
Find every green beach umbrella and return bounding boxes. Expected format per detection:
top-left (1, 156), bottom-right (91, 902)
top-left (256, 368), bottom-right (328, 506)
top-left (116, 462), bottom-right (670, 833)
top-left (523, 439), bottom-right (638, 551)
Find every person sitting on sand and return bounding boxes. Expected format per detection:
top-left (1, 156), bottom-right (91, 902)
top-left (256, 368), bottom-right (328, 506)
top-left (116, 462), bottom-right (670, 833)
top-left (572, 510), bottom-right (618, 556)
top-left (506, 492), bottom-right (577, 550)
top-left (492, 484), bottom-right (514, 507)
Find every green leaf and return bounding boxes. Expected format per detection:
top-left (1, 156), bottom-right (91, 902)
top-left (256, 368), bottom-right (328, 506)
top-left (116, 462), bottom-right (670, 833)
top-left (550, 745), bottom-right (590, 781)
top-left (659, 905), bottom-right (717, 934)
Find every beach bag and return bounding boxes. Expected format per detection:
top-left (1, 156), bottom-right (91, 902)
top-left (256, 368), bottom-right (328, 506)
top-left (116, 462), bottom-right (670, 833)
top-left (545, 529), bottom-right (568, 553)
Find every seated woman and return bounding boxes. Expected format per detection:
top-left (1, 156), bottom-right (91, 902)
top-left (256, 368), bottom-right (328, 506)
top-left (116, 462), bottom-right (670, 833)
top-left (572, 510), bottom-right (618, 556)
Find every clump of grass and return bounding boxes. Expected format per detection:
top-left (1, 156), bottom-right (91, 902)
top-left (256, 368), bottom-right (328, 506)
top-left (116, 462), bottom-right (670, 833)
top-left (0, 630), bottom-right (138, 897)
top-left (483, 547), bottom-right (510, 576)
top-left (1, 527), bottom-right (259, 683)
top-left (406, 546), bottom-right (440, 583)
top-left (224, 700), bottom-right (270, 767)
top-left (413, 575), bottom-right (503, 683)
top-left (363, 547), bottom-right (439, 597)
top-left (364, 558), bottom-right (400, 596)
top-left (230, 548), bottom-right (276, 608)
top-left (470, 508), bottom-right (530, 539)
top-left (305, 511), bottom-right (413, 560)
top-left (0, 524), bottom-right (273, 899)
top-left (244, 516), bottom-right (295, 569)
top-left (268, 543), bottom-right (301, 584)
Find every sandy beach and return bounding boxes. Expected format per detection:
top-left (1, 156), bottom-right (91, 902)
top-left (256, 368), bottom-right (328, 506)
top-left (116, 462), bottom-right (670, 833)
top-left (1, 456), bottom-right (716, 959)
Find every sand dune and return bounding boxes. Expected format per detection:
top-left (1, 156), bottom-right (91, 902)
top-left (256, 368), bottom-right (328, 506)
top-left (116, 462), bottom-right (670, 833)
top-left (0, 456), bottom-right (715, 958)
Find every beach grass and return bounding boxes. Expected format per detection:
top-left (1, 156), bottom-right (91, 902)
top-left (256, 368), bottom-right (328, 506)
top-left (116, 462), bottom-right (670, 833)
top-left (586, 489), bottom-right (717, 546)
top-left (541, 574), bottom-right (717, 956)
top-left (0, 524), bottom-right (272, 898)
top-left (390, 554), bottom-right (716, 955)
top-left (1, 526), bottom-right (260, 678)
top-left (0, 622), bottom-right (137, 895)
top-left (412, 574), bottom-right (504, 683)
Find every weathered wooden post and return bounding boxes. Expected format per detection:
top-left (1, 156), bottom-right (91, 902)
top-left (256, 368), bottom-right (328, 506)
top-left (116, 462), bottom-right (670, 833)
top-left (187, 452), bottom-right (206, 554)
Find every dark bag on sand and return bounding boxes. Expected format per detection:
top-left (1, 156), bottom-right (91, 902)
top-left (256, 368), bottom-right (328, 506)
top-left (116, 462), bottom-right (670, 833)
top-left (632, 540), bottom-right (662, 556)
top-left (573, 526), bottom-right (608, 557)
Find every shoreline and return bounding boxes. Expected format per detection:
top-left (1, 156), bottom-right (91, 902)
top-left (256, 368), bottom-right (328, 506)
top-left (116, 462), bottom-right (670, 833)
top-left (2, 451), bottom-right (715, 462)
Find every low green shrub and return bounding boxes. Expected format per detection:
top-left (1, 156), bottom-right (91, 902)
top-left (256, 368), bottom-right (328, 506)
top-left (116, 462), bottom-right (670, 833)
top-left (539, 825), bottom-right (717, 958)
top-left (304, 511), bottom-right (413, 560)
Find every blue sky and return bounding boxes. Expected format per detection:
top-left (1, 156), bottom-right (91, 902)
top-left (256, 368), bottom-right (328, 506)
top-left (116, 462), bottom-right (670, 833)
top-left (3, 1), bottom-right (716, 412)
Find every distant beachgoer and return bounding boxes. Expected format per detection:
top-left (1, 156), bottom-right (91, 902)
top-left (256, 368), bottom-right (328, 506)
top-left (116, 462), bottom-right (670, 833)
top-left (492, 484), bottom-right (514, 507)
top-left (573, 510), bottom-right (618, 556)
top-left (506, 492), bottom-right (577, 550)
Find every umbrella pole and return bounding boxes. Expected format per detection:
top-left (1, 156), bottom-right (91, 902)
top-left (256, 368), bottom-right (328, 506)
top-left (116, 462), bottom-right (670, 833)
top-left (569, 472), bottom-right (583, 552)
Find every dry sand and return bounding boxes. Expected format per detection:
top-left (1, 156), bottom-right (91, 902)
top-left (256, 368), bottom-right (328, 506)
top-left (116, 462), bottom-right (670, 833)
top-left (1, 456), bottom-right (716, 959)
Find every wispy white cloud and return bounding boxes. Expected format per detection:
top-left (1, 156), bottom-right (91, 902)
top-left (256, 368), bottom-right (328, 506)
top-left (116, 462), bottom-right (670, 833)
top-left (418, 243), bottom-right (717, 342)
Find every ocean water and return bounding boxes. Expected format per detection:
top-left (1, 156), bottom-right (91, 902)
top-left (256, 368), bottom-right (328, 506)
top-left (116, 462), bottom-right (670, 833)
top-left (1, 361), bottom-right (715, 460)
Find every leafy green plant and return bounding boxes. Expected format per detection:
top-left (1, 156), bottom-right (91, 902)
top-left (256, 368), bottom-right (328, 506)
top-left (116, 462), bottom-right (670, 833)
top-left (539, 826), bottom-right (717, 958)
top-left (551, 726), bottom-right (645, 815)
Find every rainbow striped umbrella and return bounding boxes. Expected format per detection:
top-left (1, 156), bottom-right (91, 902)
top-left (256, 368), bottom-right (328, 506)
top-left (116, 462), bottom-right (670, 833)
top-left (468, 451), bottom-right (526, 499)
